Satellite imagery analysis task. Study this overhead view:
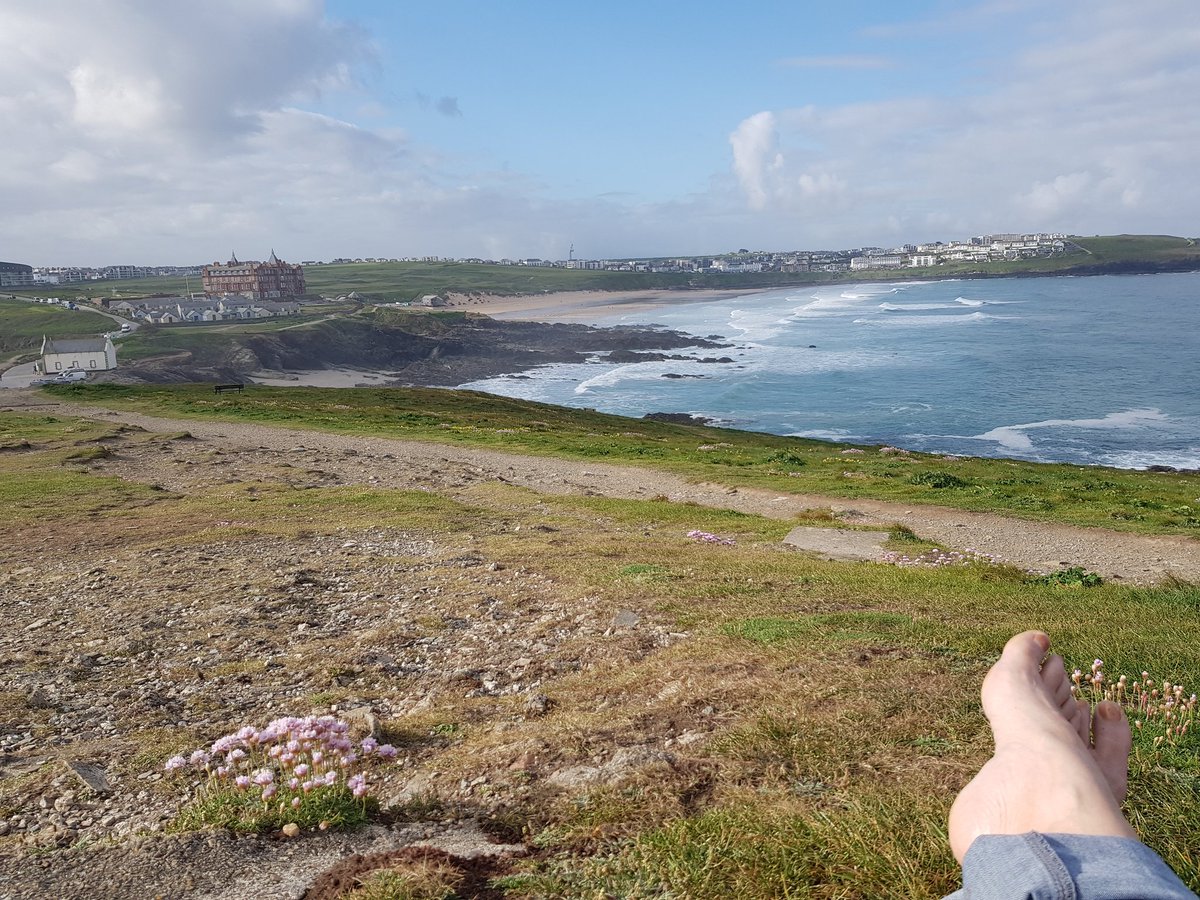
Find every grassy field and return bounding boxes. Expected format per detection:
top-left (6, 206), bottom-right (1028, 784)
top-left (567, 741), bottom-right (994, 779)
top-left (8, 235), bottom-right (1199, 306)
top-left (44, 383), bottom-right (1200, 537)
top-left (0, 297), bottom-right (113, 362)
top-left (2, 407), bottom-right (1198, 897)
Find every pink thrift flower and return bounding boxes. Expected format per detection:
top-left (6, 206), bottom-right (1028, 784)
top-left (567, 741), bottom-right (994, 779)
top-left (360, 738), bottom-right (378, 754)
top-left (262, 785), bottom-right (277, 801)
top-left (289, 778), bottom-right (300, 790)
top-left (235, 775), bottom-right (251, 789)
top-left (253, 769), bottom-right (274, 786)
top-left (293, 763), bottom-right (310, 777)
top-left (291, 797), bottom-right (302, 809)
top-left (376, 744), bottom-right (397, 759)
top-left (164, 755), bottom-right (187, 772)
top-left (189, 750), bottom-right (211, 768)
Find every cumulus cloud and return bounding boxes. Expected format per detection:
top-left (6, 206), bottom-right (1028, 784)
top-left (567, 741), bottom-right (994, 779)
top-left (729, 1), bottom-right (1200, 243)
top-left (729, 112), bottom-right (781, 210)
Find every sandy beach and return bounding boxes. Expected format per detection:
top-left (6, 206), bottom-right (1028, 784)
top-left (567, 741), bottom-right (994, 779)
top-left (441, 288), bottom-right (750, 322)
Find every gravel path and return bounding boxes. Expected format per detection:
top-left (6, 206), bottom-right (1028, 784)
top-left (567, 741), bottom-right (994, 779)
top-left (14, 393), bottom-right (1200, 585)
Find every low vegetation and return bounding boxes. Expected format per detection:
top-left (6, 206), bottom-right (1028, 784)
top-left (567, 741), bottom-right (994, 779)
top-left (2, 396), bottom-right (1198, 897)
top-left (45, 383), bottom-right (1200, 536)
top-left (0, 297), bottom-right (112, 362)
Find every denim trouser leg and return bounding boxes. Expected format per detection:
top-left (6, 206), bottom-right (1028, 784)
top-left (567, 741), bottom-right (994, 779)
top-left (944, 833), bottom-right (1197, 900)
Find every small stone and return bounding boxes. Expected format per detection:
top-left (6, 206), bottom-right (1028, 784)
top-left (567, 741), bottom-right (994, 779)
top-left (281, 822), bottom-right (300, 838)
top-left (341, 705), bottom-right (381, 739)
top-left (65, 761), bottom-right (112, 796)
top-left (524, 694), bottom-right (552, 718)
top-left (612, 610), bottom-right (641, 628)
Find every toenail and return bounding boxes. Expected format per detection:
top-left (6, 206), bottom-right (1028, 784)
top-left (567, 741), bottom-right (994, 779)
top-left (1099, 701), bottom-right (1122, 720)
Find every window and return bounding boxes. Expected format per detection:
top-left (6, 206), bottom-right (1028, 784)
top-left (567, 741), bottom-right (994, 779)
top-left (90, 360), bottom-right (97, 368)
top-left (55, 361), bottom-right (62, 370)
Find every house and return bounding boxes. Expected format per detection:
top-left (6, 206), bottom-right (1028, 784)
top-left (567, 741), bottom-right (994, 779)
top-left (38, 336), bottom-right (117, 374)
top-left (419, 294), bottom-right (448, 307)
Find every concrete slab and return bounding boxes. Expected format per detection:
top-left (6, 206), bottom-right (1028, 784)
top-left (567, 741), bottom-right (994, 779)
top-left (782, 526), bottom-right (890, 561)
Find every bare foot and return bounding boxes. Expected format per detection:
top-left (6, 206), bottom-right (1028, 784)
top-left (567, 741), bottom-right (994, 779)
top-left (948, 630), bottom-right (1136, 862)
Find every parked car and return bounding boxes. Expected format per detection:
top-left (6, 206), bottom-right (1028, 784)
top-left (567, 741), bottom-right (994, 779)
top-left (35, 370), bottom-right (89, 385)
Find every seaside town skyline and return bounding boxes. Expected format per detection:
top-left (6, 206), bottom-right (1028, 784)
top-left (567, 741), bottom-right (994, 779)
top-left (3, 230), bottom-right (1075, 285)
top-left (2, 1), bottom-right (1197, 266)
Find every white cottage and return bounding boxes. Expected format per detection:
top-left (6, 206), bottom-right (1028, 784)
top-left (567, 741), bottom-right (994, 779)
top-left (39, 336), bottom-right (118, 374)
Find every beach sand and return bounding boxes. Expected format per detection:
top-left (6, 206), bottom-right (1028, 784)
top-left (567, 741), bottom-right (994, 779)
top-left (441, 288), bottom-right (748, 322)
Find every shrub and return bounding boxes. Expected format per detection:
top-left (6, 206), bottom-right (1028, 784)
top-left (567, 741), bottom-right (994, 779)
top-left (1031, 567), bottom-right (1104, 587)
top-left (766, 450), bottom-right (806, 467)
top-left (908, 471), bottom-right (968, 489)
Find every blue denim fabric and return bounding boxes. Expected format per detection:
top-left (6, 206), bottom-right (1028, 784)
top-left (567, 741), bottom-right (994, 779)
top-left (945, 833), bottom-right (1196, 899)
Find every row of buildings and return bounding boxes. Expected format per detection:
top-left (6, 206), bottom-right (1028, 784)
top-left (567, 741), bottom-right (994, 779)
top-left (109, 295), bottom-right (301, 325)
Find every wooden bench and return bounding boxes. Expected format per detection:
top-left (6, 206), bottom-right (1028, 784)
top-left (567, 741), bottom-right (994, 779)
top-left (213, 383), bottom-right (244, 395)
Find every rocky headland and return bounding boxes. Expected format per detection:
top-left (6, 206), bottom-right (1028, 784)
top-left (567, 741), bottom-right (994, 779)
top-left (109, 311), bottom-right (732, 388)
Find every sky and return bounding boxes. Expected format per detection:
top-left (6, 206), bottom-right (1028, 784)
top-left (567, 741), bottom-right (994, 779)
top-left (2, 0), bottom-right (1198, 266)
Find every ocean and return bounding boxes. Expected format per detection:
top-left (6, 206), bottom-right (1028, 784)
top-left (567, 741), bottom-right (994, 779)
top-left (459, 272), bottom-right (1200, 470)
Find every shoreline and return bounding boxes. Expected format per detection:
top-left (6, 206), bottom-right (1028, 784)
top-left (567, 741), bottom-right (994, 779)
top-left (436, 264), bottom-right (1200, 324)
top-left (441, 288), bottom-right (752, 322)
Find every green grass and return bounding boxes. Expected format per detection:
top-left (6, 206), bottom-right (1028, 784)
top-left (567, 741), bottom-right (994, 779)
top-left (0, 297), bottom-right (112, 360)
top-left (42, 383), bottom-right (1200, 537)
top-left (5, 403), bottom-right (1200, 895)
top-left (172, 782), bottom-right (373, 834)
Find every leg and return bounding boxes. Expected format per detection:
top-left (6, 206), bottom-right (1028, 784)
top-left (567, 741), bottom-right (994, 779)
top-left (948, 630), bottom-right (1135, 863)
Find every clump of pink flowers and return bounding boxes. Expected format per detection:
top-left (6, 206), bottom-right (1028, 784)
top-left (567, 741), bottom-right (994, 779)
top-left (881, 547), bottom-right (1004, 568)
top-left (687, 529), bottom-right (736, 546)
top-left (1072, 661), bottom-right (1197, 752)
top-left (165, 715), bottom-right (397, 814)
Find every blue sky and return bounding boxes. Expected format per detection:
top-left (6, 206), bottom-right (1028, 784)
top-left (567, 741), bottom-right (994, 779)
top-left (2, 0), bottom-right (1198, 265)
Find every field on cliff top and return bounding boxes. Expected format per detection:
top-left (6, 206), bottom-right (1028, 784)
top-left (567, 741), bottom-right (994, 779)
top-left (9, 235), bottom-right (1200, 307)
top-left (2, 386), bottom-right (1199, 898)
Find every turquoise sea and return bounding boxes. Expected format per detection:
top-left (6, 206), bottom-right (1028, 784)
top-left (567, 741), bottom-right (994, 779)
top-left (460, 272), bottom-right (1200, 470)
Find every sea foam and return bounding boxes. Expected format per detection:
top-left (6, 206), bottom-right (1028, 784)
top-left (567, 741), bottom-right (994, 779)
top-left (974, 409), bottom-right (1170, 452)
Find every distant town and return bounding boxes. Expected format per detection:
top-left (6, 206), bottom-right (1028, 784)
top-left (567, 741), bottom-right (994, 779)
top-left (1, 231), bottom-right (1073, 288)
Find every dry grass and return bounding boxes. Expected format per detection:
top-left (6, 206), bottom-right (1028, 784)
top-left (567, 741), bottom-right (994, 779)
top-left (2, 409), bottom-right (1199, 896)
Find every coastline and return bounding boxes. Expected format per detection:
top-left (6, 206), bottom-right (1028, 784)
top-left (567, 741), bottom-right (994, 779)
top-left (441, 288), bottom-right (751, 322)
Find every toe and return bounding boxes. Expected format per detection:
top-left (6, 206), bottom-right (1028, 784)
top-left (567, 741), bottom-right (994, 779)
top-left (1040, 655), bottom-right (1074, 707)
top-left (1071, 698), bottom-right (1091, 744)
top-left (1092, 701), bottom-right (1132, 801)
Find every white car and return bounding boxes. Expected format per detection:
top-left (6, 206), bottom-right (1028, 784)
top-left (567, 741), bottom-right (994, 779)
top-left (33, 370), bottom-right (88, 386)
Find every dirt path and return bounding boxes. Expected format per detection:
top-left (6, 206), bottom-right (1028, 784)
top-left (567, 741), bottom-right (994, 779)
top-left (9, 392), bottom-right (1200, 584)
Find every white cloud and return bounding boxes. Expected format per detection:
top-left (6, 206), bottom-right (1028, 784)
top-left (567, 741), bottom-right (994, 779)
top-left (727, 2), bottom-right (1200, 244)
top-left (729, 112), bottom-right (780, 211)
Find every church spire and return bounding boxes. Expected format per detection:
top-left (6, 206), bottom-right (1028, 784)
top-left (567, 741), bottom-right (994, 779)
top-left (268, 248), bottom-right (280, 265)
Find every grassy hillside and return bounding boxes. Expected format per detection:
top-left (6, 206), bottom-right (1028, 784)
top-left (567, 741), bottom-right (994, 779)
top-left (2, 404), bottom-right (1198, 896)
top-left (0, 297), bottom-right (113, 361)
top-left (46, 383), bottom-right (1200, 537)
top-left (1073, 234), bottom-right (1200, 262)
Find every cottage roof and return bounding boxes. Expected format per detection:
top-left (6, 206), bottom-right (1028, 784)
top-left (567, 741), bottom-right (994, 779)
top-left (43, 337), bottom-right (109, 354)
